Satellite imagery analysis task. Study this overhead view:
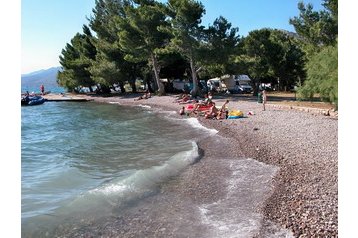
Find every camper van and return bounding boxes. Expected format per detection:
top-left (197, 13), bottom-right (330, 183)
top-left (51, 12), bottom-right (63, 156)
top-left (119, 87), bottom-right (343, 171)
top-left (217, 74), bottom-right (253, 93)
top-left (234, 75), bottom-right (253, 93)
top-left (207, 78), bottom-right (225, 92)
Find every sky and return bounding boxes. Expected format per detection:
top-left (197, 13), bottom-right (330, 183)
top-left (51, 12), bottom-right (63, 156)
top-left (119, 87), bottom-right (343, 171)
top-left (21, 0), bottom-right (325, 75)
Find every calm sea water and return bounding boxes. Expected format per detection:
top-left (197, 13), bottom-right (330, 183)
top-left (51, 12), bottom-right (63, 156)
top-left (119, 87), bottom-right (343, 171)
top-left (21, 101), bottom-right (216, 235)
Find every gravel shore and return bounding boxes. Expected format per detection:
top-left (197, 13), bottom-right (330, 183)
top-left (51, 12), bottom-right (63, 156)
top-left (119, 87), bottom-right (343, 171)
top-left (75, 93), bottom-right (338, 237)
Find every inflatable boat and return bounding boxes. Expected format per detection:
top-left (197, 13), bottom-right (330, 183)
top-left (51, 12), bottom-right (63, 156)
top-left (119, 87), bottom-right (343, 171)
top-left (21, 95), bottom-right (46, 106)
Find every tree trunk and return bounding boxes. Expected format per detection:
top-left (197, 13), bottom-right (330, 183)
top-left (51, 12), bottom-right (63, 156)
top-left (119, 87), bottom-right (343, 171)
top-left (145, 73), bottom-right (154, 93)
top-left (130, 77), bottom-right (137, 93)
top-left (89, 86), bottom-right (93, 93)
top-left (151, 54), bottom-right (165, 95)
top-left (119, 82), bottom-right (126, 93)
top-left (189, 57), bottom-right (199, 97)
top-left (252, 78), bottom-right (259, 96)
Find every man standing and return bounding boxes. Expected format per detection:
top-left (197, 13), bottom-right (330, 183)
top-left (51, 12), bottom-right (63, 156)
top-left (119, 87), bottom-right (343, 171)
top-left (40, 84), bottom-right (45, 95)
top-left (262, 90), bottom-right (267, 111)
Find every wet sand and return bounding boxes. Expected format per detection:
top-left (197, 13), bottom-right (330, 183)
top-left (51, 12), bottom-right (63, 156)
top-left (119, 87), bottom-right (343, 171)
top-left (58, 93), bottom-right (338, 237)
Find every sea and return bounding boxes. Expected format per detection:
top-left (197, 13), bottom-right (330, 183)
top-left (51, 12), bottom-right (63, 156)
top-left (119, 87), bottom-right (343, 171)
top-left (21, 94), bottom-right (293, 237)
top-left (21, 99), bottom-right (208, 235)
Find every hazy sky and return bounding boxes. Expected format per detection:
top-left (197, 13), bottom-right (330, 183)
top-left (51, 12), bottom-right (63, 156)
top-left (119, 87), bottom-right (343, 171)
top-left (21, 0), bottom-right (325, 74)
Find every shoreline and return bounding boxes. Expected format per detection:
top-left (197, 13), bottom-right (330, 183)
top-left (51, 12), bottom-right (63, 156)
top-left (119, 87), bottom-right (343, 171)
top-left (66, 93), bottom-right (338, 237)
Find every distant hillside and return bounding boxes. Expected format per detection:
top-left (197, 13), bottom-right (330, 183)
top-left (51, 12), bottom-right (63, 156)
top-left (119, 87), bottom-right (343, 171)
top-left (21, 66), bottom-right (62, 91)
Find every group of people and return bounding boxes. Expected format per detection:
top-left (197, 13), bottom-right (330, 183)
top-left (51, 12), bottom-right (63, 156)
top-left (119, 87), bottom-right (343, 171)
top-left (204, 99), bottom-right (230, 119)
top-left (176, 89), bottom-right (267, 119)
top-left (175, 92), bottom-right (230, 120)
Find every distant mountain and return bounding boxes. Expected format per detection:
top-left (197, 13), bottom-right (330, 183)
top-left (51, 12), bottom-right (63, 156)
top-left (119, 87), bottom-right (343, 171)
top-left (21, 66), bottom-right (62, 92)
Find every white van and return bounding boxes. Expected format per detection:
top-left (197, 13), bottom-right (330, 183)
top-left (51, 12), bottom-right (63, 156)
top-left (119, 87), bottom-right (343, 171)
top-left (218, 74), bottom-right (253, 93)
top-left (234, 75), bottom-right (253, 93)
top-left (207, 78), bottom-right (225, 92)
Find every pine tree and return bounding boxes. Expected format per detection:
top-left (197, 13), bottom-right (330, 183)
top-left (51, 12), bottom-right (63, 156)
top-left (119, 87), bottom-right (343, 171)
top-left (165, 0), bottom-right (206, 96)
top-left (58, 25), bottom-right (97, 92)
top-left (116, 0), bottom-right (171, 95)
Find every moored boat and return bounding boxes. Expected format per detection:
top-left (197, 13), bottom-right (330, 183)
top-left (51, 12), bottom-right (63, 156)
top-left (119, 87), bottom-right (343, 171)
top-left (21, 95), bottom-right (46, 106)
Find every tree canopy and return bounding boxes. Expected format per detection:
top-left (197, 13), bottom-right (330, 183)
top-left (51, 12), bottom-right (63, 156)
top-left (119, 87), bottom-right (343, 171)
top-left (290, 0), bottom-right (338, 106)
top-left (57, 0), bottom-right (338, 106)
top-left (58, 25), bottom-right (97, 92)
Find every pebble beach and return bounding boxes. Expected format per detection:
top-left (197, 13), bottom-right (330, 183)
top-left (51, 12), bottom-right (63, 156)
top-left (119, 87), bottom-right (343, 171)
top-left (62, 93), bottom-right (338, 237)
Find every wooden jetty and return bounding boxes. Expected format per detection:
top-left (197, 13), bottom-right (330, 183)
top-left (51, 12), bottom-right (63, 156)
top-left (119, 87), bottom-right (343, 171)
top-left (42, 93), bottom-right (93, 102)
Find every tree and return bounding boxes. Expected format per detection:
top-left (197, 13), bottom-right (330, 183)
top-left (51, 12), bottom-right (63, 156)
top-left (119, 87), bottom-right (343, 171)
top-left (289, 0), bottom-right (337, 55)
top-left (165, 0), bottom-right (206, 96)
top-left (269, 30), bottom-right (306, 91)
top-left (89, 0), bottom-right (143, 93)
top-left (89, 0), bottom-right (128, 41)
top-left (159, 52), bottom-right (188, 79)
top-left (291, 0), bottom-right (338, 105)
top-left (235, 28), bottom-right (305, 94)
top-left (235, 29), bottom-right (273, 94)
top-left (58, 25), bottom-right (97, 92)
top-left (297, 45), bottom-right (337, 107)
top-left (116, 0), bottom-right (171, 95)
top-left (201, 16), bottom-right (240, 78)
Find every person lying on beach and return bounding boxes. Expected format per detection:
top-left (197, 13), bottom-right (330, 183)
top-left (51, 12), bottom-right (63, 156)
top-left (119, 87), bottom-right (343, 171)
top-left (216, 100), bottom-right (230, 120)
top-left (175, 94), bottom-right (191, 104)
top-left (174, 93), bottom-right (187, 101)
top-left (134, 91), bottom-right (151, 101)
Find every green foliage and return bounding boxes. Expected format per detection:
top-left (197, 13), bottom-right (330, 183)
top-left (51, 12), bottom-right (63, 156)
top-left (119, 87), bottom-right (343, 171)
top-left (89, 0), bottom-right (145, 92)
top-left (291, 0), bottom-right (338, 107)
top-left (89, 50), bottom-right (121, 86)
top-left (166, 0), bottom-right (206, 96)
top-left (269, 30), bottom-right (306, 90)
top-left (297, 45), bottom-right (337, 106)
top-left (89, 0), bottom-right (128, 42)
top-left (158, 52), bottom-right (189, 79)
top-left (200, 16), bottom-right (240, 78)
top-left (116, 0), bottom-right (171, 95)
top-left (289, 0), bottom-right (338, 55)
top-left (58, 25), bottom-right (97, 92)
top-left (236, 28), bottom-right (305, 91)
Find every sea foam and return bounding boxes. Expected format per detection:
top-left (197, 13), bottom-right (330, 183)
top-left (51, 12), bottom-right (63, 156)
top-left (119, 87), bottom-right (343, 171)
top-left (91, 141), bottom-right (198, 197)
top-left (184, 117), bottom-right (218, 135)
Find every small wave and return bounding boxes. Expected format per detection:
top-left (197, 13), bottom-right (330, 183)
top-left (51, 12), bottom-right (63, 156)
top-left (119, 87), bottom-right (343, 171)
top-left (49, 141), bottom-right (200, 220)
top-left (109, 101), bottom-right (121, 105)
top-left (137, 104), bottom-right (151, 109)
top-left (91, 141), bottom-right (198, 196)
top-left (184, 118), bottom-right (218, 135)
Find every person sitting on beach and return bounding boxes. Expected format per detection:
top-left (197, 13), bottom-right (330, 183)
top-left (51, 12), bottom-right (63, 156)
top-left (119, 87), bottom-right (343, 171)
top-left (208, 91), bottom-right (213, 101)
top-left (216, 100), bottom-right (229, 120)
top-left (204, 102), bottom-right (219, 119)
top-left (179, 106), bottom-right (185, 115)
top-left (192, 93), bottom-right (212, 113)
top-left (146, 91), bottom-right (151, 98)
